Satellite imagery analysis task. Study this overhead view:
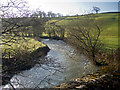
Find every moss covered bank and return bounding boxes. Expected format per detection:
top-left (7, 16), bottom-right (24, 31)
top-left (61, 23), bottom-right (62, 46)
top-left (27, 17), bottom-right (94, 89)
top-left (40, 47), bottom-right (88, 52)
top-left (2, 44), bottom-right (50, 85)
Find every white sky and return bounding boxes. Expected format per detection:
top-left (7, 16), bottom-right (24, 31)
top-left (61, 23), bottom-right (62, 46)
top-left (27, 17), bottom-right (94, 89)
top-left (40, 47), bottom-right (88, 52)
top-left (25, 0), bottom-right (119, 15)
top-left (1, 0), bottom-right (119, 16)
top-left (26, 0), bottom-right (119, 2)
top-left (28, 1), bottom-right (83, 15)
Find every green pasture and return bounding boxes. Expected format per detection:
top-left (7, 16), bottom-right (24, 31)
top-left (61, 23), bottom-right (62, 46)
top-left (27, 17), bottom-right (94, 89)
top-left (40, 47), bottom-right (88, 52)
top-left (1, 37), bottom-right (46, 58)
top-left (45, 12), bottom-right (119, 52)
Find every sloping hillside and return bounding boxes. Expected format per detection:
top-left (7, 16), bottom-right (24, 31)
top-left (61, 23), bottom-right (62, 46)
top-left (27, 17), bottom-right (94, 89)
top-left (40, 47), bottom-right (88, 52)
top-left (45, 12), bottom-right (119, 52)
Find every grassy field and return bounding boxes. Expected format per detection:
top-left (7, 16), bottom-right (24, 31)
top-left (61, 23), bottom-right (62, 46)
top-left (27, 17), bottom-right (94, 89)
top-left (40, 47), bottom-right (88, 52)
top-left (2, 12), bottom-right (118, 57)
top-left (94, 13), bottom-right (119, 51)
top-left (45, 12), bottom-right (119, 52)
top-left (1, 37), bottom-right (46, 58)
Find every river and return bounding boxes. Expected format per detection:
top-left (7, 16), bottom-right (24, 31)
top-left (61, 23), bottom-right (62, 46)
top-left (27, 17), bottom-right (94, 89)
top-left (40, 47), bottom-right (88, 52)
top-left (1, 39), bottom-right (99, 89)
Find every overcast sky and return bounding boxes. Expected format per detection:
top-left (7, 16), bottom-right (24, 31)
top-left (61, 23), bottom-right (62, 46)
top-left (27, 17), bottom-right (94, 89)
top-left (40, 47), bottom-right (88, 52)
top-left (2, 0), bottom-right (119, 15)
top-left (25, 0), bottom-right (119, 15)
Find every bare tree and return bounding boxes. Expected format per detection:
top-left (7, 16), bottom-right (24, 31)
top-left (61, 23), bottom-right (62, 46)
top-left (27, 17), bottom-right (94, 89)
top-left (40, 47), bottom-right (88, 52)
top-left (57, 13), bottom-right (62, 17)
top-left (93, 7), bottom-right (100, 14)
top-left (1, 0), bottom-right (33, 57)
top-left (32, 9), bottom-right (47, 18)
top-left (1, 0), bottom-right (60, 88)
top-left (47, 11), bottom-right (57, 18)
top-left (44, 20), bottom-right (65, 39)
top-left (47, 11), bottom-right (52, 18)
top-left (1, 0), bottom-right (36, 86)
top-left (66, 14), bottom-right (104, 65)
top-left (42, 11), bottom-right (47, 18)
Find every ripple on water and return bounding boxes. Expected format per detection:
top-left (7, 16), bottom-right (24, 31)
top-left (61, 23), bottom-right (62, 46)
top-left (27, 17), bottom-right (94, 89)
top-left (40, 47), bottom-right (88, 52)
top-left (1, 40), bottom-right (99, 89)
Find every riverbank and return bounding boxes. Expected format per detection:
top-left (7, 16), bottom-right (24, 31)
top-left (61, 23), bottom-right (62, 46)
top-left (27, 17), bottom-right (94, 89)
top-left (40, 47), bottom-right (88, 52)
top-left (39, 36), bottom-right (63, 40)
top-left (37, 39), bottom-right (120, 89)
top-left (2, 39), bottom-right (50, 85)
top-left (55, 65), bottom-right (120, 89)
top-left (2, 38), bottom-right (120, 89)
top-left (54, 48), bottom-right (120, 89)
